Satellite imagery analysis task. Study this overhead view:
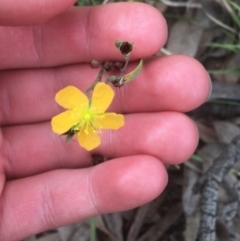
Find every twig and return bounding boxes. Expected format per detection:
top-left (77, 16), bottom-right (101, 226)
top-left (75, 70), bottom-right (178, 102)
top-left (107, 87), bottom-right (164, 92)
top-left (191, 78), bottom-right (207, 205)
top-left (221, 0), bottom-right (233, 13)
top-left (204, 11), bottom-right (237, 34)
top-left (196, 134), bottom-right (240, 241)
top-left (126, 204), bottom-right (149, 241)
top-left (160, 47), bottom-right (172, 55)
top-left (184, 161), bottom-right (203, 174)
top-left (138, 203), bottom-right (183, 241)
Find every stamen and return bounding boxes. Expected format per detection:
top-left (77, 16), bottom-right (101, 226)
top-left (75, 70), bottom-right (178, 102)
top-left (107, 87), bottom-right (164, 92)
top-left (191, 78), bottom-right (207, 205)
top-left (84, 122), bottom-right (89, 134)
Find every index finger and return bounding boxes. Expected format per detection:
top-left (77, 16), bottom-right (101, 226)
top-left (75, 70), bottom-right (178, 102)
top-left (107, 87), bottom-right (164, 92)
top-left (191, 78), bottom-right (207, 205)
top-left (0, 3), bottom-right (167, 69)
top-left (0, 0), bottom-right (75, 25)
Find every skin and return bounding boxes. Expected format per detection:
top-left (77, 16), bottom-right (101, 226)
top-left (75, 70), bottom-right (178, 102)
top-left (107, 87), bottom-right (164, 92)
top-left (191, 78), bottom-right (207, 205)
top-left (0, 1), bottom-right (211, 240)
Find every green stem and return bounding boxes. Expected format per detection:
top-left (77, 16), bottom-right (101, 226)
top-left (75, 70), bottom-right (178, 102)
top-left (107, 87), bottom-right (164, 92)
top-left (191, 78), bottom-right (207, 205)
top-left (85, 68), bottom-right (104, 96)
top-left (90, 217), bottom-right (96, 241)
top-left (120, 54), bottom-right (130, 77)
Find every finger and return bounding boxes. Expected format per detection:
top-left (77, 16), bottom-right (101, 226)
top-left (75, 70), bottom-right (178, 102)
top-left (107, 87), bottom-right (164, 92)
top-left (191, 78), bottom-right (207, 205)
top-left (0, 3), bottom-right (167, 69)
top-left (2, 112), bottom-right (198, 179)
top-left (0, 155), bottom-right (167, 241)
top-left (0, 55), bottom-right (210, 125)
top-left (0, 0), bottom-right (76, 26)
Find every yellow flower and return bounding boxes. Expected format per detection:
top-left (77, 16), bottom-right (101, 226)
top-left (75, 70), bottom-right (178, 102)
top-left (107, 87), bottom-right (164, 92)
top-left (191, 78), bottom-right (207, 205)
top-left (51, 82), bottom-right (124, 151)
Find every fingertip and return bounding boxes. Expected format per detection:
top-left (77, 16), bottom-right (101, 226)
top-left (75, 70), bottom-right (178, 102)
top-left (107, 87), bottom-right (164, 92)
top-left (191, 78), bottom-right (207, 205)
top-left (90, 155), bottom-right (167, 213)
top-left (178, 55), bottom-right (211, 105)
top-left (142, 55), bottom-right (211, 112)
top-left (157, 112), bottom-right (199, 164)
top-left (170, 55), bottom-right (211, 109)
top-left (87, 2), bottom-right (168, 59)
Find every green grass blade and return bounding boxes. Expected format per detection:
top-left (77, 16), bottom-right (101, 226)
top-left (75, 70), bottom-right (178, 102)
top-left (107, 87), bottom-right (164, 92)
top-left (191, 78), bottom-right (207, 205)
top-left (163, 13), bottom-right (198, 21)
top-left (207, 68), bottom-right (240, 75)
top-left (225, 0), bottom-right (240, 28)
top-left (229, 11), bottom-right (240, 28)
top-left (204, 42), bottom-right (240, 52)
top-left (90, 217), bottom-right (96, 241)
top-left (228, 1), bottom-right (240, 12)
top-left (77, 0), bottom-right (87, 5)
top-left (90, 0), bottom-right (98, 5)
top-left (208, 99), bottom-right (240, 107)
top-left (190, 154), bottom-right (203, 162)
top-left (221, 29), bottom-right (236, 41)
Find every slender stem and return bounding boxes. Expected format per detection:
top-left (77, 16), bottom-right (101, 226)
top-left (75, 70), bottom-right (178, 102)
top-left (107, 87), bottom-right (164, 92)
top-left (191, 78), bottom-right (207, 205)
top-left (90, 217), bottom-right (96, 241)
top-left (85, 68), bottom-right (105, 95)
top-left (120, 55), bottom-right (130, 76)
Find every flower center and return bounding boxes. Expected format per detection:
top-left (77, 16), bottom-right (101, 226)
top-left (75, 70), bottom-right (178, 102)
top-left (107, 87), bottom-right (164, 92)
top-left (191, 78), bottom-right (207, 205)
top-left (81, 109), bottom-right (99, 134)
top-left (72, 108), bottom-right (102, 136)
top-left (84, 113), bottom-right (91, 121)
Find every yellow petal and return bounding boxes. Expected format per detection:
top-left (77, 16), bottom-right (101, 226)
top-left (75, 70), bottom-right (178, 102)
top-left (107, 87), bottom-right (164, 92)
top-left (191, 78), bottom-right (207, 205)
top-left (55, 86), bottom-right (88, 109)
top-left (96, 113), bottom-right (124, 129)
top-left (77, 126), bottom-right (101, 151)
top-left (91, 83), bottom-right (114, 113)
top-left (51, 110), bottom-right (79, 135)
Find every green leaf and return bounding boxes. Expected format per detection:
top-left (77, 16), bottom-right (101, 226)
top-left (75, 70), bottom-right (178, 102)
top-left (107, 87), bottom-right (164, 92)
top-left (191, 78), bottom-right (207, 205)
top-left (123, 59), bottom-right (143, 83)
top-left (65, 131), bottom-right (75, 142)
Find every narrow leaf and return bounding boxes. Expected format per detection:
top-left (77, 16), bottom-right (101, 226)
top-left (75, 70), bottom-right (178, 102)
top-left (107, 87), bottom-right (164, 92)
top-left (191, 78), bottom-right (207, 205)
top-left (123, 59), bottom-right (143, 83)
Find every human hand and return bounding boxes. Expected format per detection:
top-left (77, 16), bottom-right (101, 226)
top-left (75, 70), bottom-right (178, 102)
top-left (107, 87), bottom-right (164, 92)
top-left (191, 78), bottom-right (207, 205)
top-left (0, 1), bottom-right (211, 240)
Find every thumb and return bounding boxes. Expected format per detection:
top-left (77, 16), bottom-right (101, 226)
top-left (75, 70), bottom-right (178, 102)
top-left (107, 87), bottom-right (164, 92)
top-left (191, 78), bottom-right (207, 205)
top-left (0, 0), bottom-right (76, 26)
